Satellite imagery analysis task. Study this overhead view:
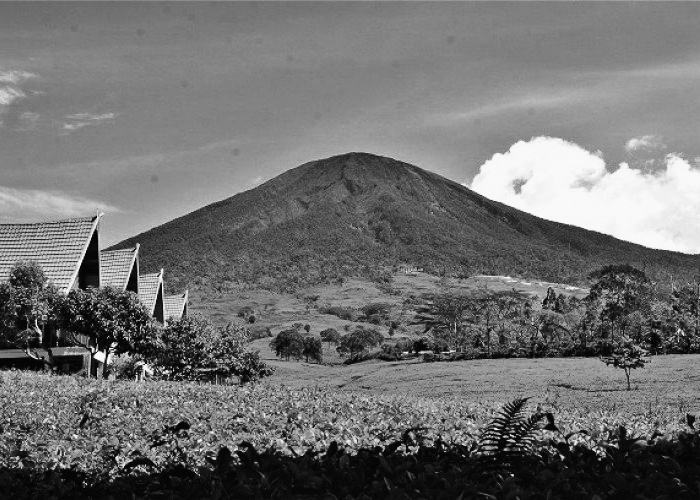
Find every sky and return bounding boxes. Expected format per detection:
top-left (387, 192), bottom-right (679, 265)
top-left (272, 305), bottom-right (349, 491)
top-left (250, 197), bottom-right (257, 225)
top-left (2, 3), bottom-right (700, 251)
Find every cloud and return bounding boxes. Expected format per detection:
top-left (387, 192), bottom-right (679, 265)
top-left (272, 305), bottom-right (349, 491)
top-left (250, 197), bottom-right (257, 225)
top-left (61, 112), bottom-right (118, 133)
top-left (0, 85), bottom-right (26, 106)
top-left (0, 70), bottom-right (37, 85)
top-left (0, 69), bottom-right (38, 126)
top-left (470, 136), bottom-right (700, 253)
top-left (0, 185), bottom-right (119, 222)
top-left (625, 135), bottom-right (666, 154)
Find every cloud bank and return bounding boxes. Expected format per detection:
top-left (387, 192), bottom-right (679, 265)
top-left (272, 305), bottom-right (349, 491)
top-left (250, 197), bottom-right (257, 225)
top-left (470, 136), bottom-right (700, 253)
top-left (0, 185), bottom-right (119, 222)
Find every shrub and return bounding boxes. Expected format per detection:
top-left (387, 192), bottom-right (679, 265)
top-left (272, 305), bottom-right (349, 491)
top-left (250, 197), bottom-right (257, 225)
top-left (248, 326), bottom-right (273, 341)
top-left (155, 316), bottom-right (271, 383)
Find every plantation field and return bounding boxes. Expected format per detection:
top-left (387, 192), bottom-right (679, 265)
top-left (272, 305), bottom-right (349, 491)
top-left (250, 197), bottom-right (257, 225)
top-left (0, 361), bottom-right (695, 473)
top-left (2, 356), bottom-right (700, 498)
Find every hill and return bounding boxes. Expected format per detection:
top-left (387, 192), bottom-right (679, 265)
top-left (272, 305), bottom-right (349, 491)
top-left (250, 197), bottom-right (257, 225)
top-left (112, 152), bottom-right (700, 292)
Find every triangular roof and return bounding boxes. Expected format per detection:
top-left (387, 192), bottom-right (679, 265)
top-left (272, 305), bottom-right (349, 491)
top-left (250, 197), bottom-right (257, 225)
top-left (100, 244), bottom-right (139, 291)
top-left (0, 214), bottom-right (102, 293)
top-left (139, 269), bottom-right (164, 316)
top-left (164, 290), bottom-right (188, 320)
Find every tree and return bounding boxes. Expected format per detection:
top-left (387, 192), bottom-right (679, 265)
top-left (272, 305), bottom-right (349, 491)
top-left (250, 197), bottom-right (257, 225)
top-left (670, 281), bottom-right (700, 353)
top-left (270, 328), bottom-right (305, 361)
top-left (302, 336), bottom-right (323, 363)
top-left (0, 262), bottom-right (63, 368)
top-left (463, 290), bottom-right (528, 357)
top-left (336, 327), bottom-right (383, 359)
top-left (600, 337), bottom-right (650, 390)
top-left (586, 265), bottom-right (652, 343)
top-left (320, 328), bottom-right (341, 347)
top-left (59, 287), bottom-right (158, 377)
top-left (156, 315), bottom-right (272, 383)
top-left (412, 293), bottom-right (469, 352)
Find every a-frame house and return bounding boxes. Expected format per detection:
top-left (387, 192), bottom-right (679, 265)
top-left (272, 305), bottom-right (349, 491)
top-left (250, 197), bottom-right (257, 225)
top-left (139, 269), bottom-right (165, 323)
top-left (164, 290), bottom-right (189, 321)
top-left (100, 244), bottom-right (140, 294)
top-left (0, 213), bottom-right (103, 369)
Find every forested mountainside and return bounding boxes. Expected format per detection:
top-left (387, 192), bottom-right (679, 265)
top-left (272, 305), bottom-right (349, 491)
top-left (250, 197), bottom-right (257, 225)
top-left (112, 152), bottom-right (700, 292)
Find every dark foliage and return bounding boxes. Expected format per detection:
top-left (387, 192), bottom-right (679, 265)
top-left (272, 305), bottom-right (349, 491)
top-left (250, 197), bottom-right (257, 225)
top-left (5, 400), bottom-right (700, 499)
top-left (337, 327), bottom-right (384, 359)
top-left (269, 329), bottom-right (305, 361)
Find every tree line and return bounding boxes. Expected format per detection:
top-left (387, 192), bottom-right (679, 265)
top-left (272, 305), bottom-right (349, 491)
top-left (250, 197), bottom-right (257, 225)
top-left (412, 264), bottom-right (700, 358)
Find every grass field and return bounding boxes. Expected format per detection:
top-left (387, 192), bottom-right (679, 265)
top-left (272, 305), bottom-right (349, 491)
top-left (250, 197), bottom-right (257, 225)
top-left (255, 348), bottom-right (700, 415)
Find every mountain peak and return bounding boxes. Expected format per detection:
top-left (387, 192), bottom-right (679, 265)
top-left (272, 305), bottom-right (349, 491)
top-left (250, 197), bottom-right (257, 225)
top-left (113, 153), bottom-right (700, 293)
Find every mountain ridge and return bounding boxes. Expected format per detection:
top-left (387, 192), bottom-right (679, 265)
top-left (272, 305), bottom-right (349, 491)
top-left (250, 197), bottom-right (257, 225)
top-left (111, 152), bottom-right (700, 293)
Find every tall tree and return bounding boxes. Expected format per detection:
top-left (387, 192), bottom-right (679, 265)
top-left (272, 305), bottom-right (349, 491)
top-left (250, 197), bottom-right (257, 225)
top-left (586, 265), bottom-right (652, 343)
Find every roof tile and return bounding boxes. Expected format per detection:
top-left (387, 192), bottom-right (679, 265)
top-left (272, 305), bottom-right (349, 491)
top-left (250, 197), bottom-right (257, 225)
top-left (164, 291), bottom-right (188, 320)
top-left (139, 270), bottom-right (163, 314)
top-left (101, 246), bottom-right (138, 291)
top-left (0, 216), bottom-right (98, 292)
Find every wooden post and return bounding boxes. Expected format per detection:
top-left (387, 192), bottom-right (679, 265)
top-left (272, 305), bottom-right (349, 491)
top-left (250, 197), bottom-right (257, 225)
top-left (82, 351), bottom-right (92, 376)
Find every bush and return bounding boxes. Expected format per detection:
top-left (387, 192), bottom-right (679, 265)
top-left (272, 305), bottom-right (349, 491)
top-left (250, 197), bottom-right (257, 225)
top-left (155, 316), bottom-right (272, 383)
top-left (319, 305), bottom-right (358, 321)
top-left (248, 326), bottom-right (273, 341)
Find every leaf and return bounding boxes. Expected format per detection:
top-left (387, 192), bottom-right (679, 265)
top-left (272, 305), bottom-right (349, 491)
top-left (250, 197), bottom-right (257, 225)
top-left (123, 457), bottom-right (156, 470)
top-left (686, 413), bottom-right (696, 430)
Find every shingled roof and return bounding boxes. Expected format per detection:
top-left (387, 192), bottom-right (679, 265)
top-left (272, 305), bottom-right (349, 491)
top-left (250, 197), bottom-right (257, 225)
top-left (164, 290), bottom-right (188, 320)
top-left (0, 214), bottom-right (101, 292)
top-left (139, 269), bottom-right (164, 321)
top-left (101, 244), bottom-right (139, 292)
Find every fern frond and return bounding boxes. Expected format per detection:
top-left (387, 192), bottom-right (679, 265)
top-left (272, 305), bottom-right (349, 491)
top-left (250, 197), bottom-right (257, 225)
top-left (476, 398), bottom-right (544, 474)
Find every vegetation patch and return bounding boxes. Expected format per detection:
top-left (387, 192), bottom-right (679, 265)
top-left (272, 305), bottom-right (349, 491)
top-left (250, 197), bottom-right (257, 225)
top-left (2, 372), bottom-right (700, 499)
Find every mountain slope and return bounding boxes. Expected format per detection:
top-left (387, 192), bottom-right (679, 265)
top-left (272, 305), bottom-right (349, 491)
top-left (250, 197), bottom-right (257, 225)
top-left (112, 152), bottom-right (700, 292)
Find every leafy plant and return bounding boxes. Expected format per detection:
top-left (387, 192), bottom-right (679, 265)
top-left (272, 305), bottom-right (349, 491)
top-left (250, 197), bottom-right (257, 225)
top-left (477, 397), bottom-right (545, 472)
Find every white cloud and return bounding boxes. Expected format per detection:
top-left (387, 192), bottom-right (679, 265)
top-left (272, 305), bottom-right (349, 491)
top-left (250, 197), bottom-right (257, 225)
top-left (0, 86), bottom-right (25, 106)
top-left (0, 70), bottom-right (37, 85)
top-left (0, 185), bottom-right (119, 222)
top-left (0, 69), bottom-right (38, 124)
top-left (470, 136), bottom-right (700, 253)
top-left (625, 135), bottom-right (666, 154)
top-left (61, 112), bottom-right (118, 133)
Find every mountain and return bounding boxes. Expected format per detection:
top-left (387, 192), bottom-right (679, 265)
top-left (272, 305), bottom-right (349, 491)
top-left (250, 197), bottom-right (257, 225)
top-left (112, 152), bottom-right (700, 293)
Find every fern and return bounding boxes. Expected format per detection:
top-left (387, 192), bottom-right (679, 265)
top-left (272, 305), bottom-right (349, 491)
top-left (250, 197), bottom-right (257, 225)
top-left (477, 397), bottom-right (544, 473)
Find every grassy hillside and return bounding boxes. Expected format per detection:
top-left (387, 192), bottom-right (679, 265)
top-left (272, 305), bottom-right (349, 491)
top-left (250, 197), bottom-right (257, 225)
top-left (112, 152), bottom-right (700, 293)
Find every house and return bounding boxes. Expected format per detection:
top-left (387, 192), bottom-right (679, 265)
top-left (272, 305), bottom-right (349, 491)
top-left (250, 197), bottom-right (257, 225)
top-left (139, 269), bottom-right (165, 323)
top-left (0, 212), bottom-right (102, 293)
top-left (0, 213), bottom-right (103, 369)
top-left (100, 244), bottom-right (140, 294)
top-left (164, 290), bottom-right (189, 321)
